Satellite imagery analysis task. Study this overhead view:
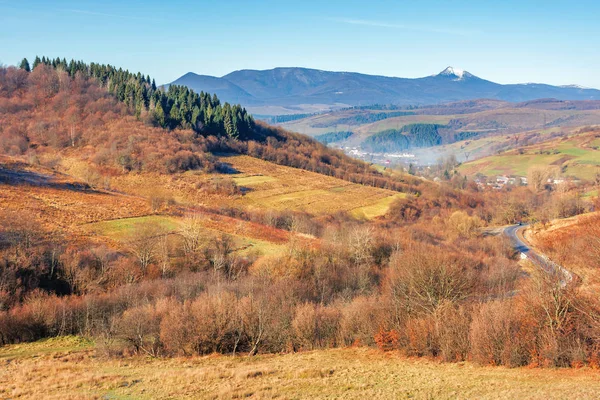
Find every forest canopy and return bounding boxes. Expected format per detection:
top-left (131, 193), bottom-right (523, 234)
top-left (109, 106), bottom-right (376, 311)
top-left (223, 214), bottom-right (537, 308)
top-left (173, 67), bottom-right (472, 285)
top-left (361, 123), bottom-right (444, 152)
top-left (29, 56), bottom-right (255, 140)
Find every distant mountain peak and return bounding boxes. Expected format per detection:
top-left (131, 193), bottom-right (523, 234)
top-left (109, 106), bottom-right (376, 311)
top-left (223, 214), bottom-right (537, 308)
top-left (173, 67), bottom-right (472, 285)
top-left (437, 66), bottom-right (473, 80)
top-left (169, 66), bottom-right (600, 111)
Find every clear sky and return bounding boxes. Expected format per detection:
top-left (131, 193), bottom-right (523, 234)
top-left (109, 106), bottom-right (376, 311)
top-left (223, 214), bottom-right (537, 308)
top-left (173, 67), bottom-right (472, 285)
top-left (1, 0), bottom-right (599, 88)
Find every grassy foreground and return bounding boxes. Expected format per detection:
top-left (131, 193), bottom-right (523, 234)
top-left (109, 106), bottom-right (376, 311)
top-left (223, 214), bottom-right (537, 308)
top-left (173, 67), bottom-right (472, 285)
top-left (1, 337), bottom-right (600, 399)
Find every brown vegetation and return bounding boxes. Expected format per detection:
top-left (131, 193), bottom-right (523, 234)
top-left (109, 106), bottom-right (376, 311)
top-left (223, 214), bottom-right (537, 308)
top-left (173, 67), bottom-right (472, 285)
top-left (1, 61), bottom-right (600, 374)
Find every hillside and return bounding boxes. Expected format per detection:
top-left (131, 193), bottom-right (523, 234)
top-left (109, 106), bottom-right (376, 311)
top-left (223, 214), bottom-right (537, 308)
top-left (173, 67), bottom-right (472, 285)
top-left (2, 58), bottom-right (600, 388)
top-left (3, 337), bottom-right (600, 399)
top-left (276, 100), bottom-right (600, 150)
top-left (459, 127), bottom-right (600, 180)
top-left (169, 66), bottom-right (600, 114)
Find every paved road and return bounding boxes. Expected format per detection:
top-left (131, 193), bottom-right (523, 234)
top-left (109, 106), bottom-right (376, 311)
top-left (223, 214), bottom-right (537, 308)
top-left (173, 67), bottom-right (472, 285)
top-left (504, 224), bottom-right (572, 286)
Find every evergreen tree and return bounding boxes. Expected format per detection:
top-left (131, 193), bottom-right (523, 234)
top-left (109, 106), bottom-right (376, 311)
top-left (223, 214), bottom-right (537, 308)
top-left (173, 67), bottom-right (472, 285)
top-left (154, 102), bottom-right (166, 127)
top-left (32, 56), bottom-right (41, 69)
top-left (19, 58), bottom-right (31, 72)
top-left (34, 55), bottom-right (255, 139)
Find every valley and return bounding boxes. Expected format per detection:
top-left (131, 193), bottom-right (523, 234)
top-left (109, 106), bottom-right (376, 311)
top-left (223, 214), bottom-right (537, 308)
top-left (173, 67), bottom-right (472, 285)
top-left (1, 56), bottom-right (600, 400)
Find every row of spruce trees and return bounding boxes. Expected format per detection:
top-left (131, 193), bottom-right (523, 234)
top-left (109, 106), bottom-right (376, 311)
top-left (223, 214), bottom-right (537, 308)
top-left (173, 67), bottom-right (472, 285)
top-left (19, 57), bottom-right (255, 140)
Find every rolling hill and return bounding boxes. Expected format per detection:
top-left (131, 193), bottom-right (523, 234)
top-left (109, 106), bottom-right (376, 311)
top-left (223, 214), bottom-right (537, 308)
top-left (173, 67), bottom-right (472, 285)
top-left (4, 57), bottom-right (600, 397)
top-left (169, 66), bottom-right (600, 114)
top-left (273, 99), bottom-right (600, 164)
top-left (458, 126), bottom-right (600, 180)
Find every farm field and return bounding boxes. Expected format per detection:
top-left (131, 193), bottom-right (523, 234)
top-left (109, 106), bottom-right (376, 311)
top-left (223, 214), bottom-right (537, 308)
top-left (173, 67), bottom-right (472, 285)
top-left (82, 214), bottom-right (295, 257)
top-left (2, 336), bottom-right (600, 400)
top-left (109, 155), bottom-right (400, 217)
top-left (350, 193), bottom-right (406, 219)
top-left (221, 155), bottom-right (400, 215)
top-left (0, 156), bottom-right (304, 259)
top-left (0, 156), bottom-right (151, 231)
top-left (459, 128), bottom-right (600, 180)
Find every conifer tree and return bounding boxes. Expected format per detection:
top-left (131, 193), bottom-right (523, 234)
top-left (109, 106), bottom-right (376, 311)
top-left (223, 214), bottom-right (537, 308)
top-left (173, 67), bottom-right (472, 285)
top-left (32, 56), bottom-right (41, 69)
top-left (19, 58), bottom-right (31, 72)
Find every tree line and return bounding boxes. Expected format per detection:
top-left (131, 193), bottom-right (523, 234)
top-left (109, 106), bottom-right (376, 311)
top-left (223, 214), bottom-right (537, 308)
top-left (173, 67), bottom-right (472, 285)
top-left (8, 58), bottom-right (417, 193)
top-left (21, 56), bottom-right (255, 140)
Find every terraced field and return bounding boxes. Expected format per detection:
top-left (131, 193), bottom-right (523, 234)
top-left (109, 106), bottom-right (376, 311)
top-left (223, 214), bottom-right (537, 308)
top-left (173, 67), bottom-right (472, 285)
top-left (222, 155), bottom-right (399, 215)
top-left (109, 155), bottom-right (399, 217)
top-left (0, 156), bottom-right (303, 259)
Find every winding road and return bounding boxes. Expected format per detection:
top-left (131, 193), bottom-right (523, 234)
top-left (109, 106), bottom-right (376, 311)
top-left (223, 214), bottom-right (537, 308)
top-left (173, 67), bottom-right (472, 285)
top-left (504, 224), bottom-right (572, 286)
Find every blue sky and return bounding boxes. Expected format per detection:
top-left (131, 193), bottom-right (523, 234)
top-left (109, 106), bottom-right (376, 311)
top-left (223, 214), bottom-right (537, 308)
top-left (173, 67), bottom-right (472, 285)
top-left (1, 0), bottom-right (599, 88)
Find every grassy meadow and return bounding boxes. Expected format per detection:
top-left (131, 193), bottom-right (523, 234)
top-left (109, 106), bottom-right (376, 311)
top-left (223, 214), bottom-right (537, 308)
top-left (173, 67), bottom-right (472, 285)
top-left (2, 337), bottom-right (600, 399)
top-left (459, 129), bottom-right (600, 179)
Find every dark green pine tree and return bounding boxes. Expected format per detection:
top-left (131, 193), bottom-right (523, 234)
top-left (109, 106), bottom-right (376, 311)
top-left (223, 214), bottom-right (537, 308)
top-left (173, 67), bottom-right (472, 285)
top-left (19, 58), bottom-right (31, 72)
top-left (32, 56), bottom-right (41, 69)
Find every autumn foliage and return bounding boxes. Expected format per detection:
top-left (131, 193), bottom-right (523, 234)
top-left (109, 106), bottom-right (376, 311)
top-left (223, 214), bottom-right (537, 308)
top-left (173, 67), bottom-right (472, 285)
top-left (1, 60), bottom-right (599, 369)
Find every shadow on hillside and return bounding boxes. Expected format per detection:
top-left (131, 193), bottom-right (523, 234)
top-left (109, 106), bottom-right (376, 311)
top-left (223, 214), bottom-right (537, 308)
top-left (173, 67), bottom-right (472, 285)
top-left (0, 167), bottom-right (100, 194)
top-left (216, 162), bottom-right (240, 174)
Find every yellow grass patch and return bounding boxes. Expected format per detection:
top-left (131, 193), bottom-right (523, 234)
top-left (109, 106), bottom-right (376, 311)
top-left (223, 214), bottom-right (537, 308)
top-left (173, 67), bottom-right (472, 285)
top-left (232, 174), bottom-right (278, 186)
top-left (350, 193), bottom-right (406, 219)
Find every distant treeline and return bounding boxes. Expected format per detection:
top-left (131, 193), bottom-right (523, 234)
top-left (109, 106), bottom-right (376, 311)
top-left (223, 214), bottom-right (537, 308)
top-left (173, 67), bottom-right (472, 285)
top-left (30, 56), bottom-right (255, 140)
top-left (344, 104), bottom-right (419, 111)
top-left (314, 111), bottom-right (415, 128)
top-left (453, 131), bottom-right (483, 141)
top-left (267, 113), bottom-right (317, 123)
top-left (362, 124), bottom-right (444, 152)
top-left (314, 131), bottom-right (354, 144)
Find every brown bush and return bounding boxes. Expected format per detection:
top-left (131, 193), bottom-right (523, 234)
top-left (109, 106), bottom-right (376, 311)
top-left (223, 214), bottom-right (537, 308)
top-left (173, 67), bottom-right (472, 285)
top-left (469, 300), bottom-right (535, 366)
top-left (292, 303), bottom-right (341, 350)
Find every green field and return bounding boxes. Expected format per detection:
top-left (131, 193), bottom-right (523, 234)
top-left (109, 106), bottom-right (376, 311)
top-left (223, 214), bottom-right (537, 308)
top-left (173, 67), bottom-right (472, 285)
top-left (82, 214), bottom-right (288, 256)
top-left (460, 130), bottom-right (600, 180)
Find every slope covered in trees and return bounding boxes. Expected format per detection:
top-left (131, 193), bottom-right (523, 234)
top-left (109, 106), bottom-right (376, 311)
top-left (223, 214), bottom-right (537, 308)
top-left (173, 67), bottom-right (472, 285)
top-left (1, 57), bottom-right (422, 192)
top-left (2, 57), bottom-right (600, 373)
top-left (31, 56), bottom-right (254, 140)
top-left (361, 123), bottom-right (443, 152)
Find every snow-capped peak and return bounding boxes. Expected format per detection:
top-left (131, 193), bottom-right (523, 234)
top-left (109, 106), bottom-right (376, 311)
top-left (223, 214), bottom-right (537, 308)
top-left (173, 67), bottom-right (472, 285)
top-left (436, 66), bottom-right (473, 80)
top-left (441, 66), bottom-right (464, 78)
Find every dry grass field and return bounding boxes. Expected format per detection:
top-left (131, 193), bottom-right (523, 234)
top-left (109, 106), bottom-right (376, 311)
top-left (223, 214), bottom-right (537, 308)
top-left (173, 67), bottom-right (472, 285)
top-left (1, 337), bottom-right (599, 399)
top-left (221, 155), bottom-right (398, 215)
top-left (107, 154), bottom-right (399, 217)
top-left (0, 155), bottom-right (309, 258)
top-left (0, 156), bottom-right (151, 232)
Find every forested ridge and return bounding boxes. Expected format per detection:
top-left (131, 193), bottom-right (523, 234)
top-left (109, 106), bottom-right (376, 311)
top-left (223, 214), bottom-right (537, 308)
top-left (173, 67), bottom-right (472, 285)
top-left (28, 56), bottom-right (255, 140)
top-left (314, 131), bottom-right (354, 144)
top-left (3, 57), bottom-right (422, 192)
top-left (362, 123), bottom-right (444, 152)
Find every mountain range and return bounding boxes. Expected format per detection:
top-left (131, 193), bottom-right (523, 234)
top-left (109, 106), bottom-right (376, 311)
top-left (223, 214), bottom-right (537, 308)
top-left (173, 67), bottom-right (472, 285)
top-left (168, 67), bottom-right (600, 115)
